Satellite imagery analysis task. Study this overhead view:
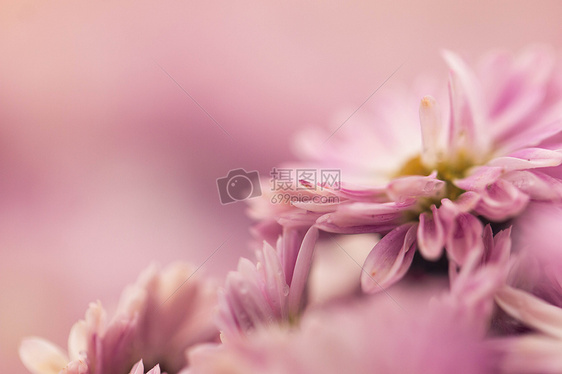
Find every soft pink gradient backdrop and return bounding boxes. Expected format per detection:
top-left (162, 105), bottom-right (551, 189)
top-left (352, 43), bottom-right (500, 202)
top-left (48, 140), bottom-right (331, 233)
top-left (1, 1), bottom-right (562, 372)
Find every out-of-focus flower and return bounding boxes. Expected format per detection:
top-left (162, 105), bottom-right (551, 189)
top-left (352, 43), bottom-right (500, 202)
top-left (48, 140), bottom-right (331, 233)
top-left (187, 227), bottom-right (513, 374)
top-left (19, 263), bottom-right (219, 374)
top-left (251, 46), bottom-right (562, 294)
top-left (187, 286), bottom-right (501, 374)
top-left (509, 202), bottom-right (562, 308)
top-left (494, 286), bottom-right (562, 373)
top-left (216, 228), bottom-right (319, 340)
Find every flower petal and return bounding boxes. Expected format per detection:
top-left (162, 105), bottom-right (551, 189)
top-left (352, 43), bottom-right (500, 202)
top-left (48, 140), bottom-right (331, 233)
top-left (129, 360), bottom-right (145, 374)
top-left (146, 364), bottom-right (162, 374)
top-left (313, 202), bottom-right (412, 234)
top-left (323, 201), bottom-right (414, 226)
top-left (484, 225), bottom-right (512, 266)
top-left (437, 193), bottom-right (481, 229)
top-left (474, 178), bottom-right (530, 221)
top-left (454, 166), bottom-right (503, 191)
top-left (445, 213), bottom-right (484, 265)
top-left (387, 172), bottom-right (445, 203)
top-left (494, 119), bottom-right (562, 156)
top-left (443, 50), bottom-right (490, 158)
top-left (335, 184), bottom-right (389, 202)
top-left (68, 320), bottom-right (88, 362)
top-left (291, 201), bottom-right (340, 213)
top-left (487, 148), bottom-right (562, 171)
top-left (496, 286), bottom-right (562, 339)
top-left (19, 338), bottom-right (69, 374)
top-left (417, 205), bottom-right (445, 260)
top-left (223, 263), bottom-right (273, 330)
top-left (288, 226), bottom-right (319, 315)
top-left (314, 213), bottom-right (398, 234)
top-left (502, 170), bottom-right (562, 201)
top-left (419, 95), bottom-right (447, 167)
top-left (361, 223), bottom-right (418, 294)
top-left (276, 225), bottom-right (309, 284)
top-left (260, 241), bottom-right (289, 319)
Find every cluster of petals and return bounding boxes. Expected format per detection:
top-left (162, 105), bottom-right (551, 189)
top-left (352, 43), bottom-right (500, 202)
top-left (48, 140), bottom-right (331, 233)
top-left (20, 263), bottom-right (219, 374)
top-left (187, 255), bottom-right (509, 374)
top-left (486, 203), bottom-right (562, 372)
top-left (216, 228), bottom-right (318, 340)
top-left (251, 45), bottom-right (562, 294)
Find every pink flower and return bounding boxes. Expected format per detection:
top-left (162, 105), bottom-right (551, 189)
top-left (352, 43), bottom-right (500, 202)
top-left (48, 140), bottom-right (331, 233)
top-left (20, 263), bottom-right (219, 374)
top-left (187, 227), bottom-right (512, 373)
top-left (216, 228), bottom-right (319, 340)
top-left (187, 284), bottom-right (502, 374)
top-left (253, 46), bottom-right (562, 293)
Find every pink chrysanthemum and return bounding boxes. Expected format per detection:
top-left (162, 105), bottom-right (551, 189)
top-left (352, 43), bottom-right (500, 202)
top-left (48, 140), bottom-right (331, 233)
top-left (187, 227), bottom-right (511, 374)
top-left (253, 46), bottom-right (562, 293)
top-left (216, 228), bottom-right (318, 340)
top-left (19, 263), bottom-right (219, 374)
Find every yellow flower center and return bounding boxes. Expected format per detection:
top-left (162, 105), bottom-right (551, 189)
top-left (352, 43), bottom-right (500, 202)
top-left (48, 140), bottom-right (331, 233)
top-left (394, 151), bottom-right (475, 217)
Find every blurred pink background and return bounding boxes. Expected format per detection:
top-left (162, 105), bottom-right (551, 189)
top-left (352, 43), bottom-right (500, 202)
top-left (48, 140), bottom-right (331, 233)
top-left (1, 1), bottom-right (562, 372)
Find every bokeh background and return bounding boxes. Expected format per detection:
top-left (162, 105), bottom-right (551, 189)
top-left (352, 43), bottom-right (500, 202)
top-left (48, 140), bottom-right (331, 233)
top-left (2, 1), bottom-right (562, 372)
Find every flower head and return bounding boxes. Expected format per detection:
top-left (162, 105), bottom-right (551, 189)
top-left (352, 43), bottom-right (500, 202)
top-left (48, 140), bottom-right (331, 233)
top-left (216, 227), bottom-right (319, 341)
top-left (252, 46), bottom-right (562, 293)
top-left (20, 263), bottom-right (219, 374)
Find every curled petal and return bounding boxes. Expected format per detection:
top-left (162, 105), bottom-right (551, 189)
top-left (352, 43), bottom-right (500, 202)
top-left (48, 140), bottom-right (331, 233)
top-left (445, 213), bottom-right (484, 265)
top-left (313, 202), bottom-right (412, 234)
top-left (19, 338), bottom-right (69, 374)
top-left (387, 172), bottom-right (445, 203)
top-left (291, 201), bottom-right (340, 213)
top-left (496, 286), bottom-right (562, 340)
top-left (451, 191), bottom-right (482, 212)
top-left (437, 192), bottom-right (481, 231)
top-left (474, 179), bottom-right (529, 221)
top-left (277, 211), bottom-right (321, 229)
top-left (361, 223), bottom-right (418, 294)
top-left (315, 213), bottom-right (398, 234)
top-left (337, 201), bottom-right (416, 219)
top-left (502, 170), bottom-right (562, 201)
top-left (335, 184), bottom-right (389, 202)
top-left (487, 148), bottom-right (562, 171)
top-left (454, 166), bottom-right (503, 191)
top-left (418, 205), bottom-right (444, 260)
top-left (484, 225), bottom-right (512, 266)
